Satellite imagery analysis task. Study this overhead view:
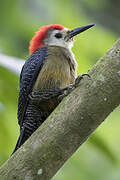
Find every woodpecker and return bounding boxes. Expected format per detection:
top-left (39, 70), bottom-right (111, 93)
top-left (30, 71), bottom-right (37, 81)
top-left (12, 23), bottom-right (94, 154)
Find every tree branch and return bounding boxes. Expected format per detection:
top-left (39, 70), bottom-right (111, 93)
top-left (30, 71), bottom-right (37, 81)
top-left (0, 39), bottom-right (120, 180)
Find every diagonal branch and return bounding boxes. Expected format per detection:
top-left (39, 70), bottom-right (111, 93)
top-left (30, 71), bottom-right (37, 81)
top-left (0, 39), bottom-right (120, 180)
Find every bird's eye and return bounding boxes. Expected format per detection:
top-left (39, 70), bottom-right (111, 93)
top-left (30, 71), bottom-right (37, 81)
top-left (55, 33), bottom-right (62, 39)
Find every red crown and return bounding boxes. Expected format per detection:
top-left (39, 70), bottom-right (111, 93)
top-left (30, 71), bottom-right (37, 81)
top-left (29, 24), bottom-right (64, 55)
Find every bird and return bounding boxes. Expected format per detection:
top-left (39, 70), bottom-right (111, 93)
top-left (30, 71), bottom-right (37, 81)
top-left (12, 23), bottom-right (95, 154)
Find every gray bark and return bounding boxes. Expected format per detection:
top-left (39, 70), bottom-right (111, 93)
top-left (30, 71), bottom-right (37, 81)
top-left (0, 39), bottom-right (120, 180)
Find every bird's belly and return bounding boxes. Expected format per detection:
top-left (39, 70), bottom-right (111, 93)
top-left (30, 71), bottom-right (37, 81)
top-left (33, 57), bottom-right (75, 92)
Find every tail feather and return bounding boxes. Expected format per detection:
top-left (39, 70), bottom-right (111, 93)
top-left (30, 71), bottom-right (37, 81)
top-left (12, 127), bottom-right (29, 154)
top-left (12, 101), bottom-right (52, 155)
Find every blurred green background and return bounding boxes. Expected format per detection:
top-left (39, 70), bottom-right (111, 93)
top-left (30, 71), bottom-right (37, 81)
top-left (0, 0), bottom-right (120, 179)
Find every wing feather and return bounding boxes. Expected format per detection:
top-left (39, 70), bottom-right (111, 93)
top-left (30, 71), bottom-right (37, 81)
top-left (17, 46), bottom-right (48, 127)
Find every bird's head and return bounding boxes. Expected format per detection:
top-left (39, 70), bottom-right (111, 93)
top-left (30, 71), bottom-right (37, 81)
top-left (29, 24), bottom-right (95, 55)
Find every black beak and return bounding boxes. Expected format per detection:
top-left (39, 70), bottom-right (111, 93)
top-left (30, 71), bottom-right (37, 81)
top-left (64, 24), bottom-right (95, 41)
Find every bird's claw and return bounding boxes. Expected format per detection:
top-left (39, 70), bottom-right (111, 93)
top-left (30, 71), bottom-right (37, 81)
top-left (58, 73), bottom-right (90, 100)
top-left (74, 73), bottom-right (90, 87)
top-left (58, 84), bottom-right (74, 101)
top-left (61, 84), bottom-right (74, 94)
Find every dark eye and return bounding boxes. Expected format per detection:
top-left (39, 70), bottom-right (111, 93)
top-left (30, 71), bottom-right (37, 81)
top-left (55, 33), bottom-right (62, 39)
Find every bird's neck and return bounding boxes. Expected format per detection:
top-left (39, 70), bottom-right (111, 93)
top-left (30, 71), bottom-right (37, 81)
top-left (47, 45), bottom-right (75, 60)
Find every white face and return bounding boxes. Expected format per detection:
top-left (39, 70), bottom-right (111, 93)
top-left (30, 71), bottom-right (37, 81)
top-left (43, 28), bottom-right (74, 49)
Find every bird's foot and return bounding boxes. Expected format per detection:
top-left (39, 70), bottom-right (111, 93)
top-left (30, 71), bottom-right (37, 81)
top-left (29, 85), bottom-right (74, 104)
top-left (29, 88), bottom-right (64, 104)
top-left (58, 73), bottom-right (90, 100)
top-left (58, 84), bottom-right (74, 101)
top-left (29, 74), bottom-right (90, 104)
top-left (74, 73), bottom-right (90, 87)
